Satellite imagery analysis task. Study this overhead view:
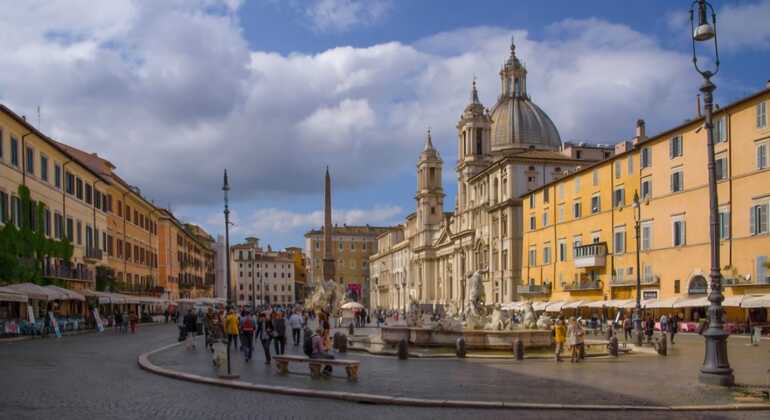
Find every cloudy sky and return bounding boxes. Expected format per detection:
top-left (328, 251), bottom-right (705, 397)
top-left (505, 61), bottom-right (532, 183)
top-left (2, 0), bottom-right (769, 249)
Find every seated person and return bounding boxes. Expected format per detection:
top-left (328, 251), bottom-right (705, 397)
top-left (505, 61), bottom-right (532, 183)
top-left (310, 327), bottom-right (334, 375)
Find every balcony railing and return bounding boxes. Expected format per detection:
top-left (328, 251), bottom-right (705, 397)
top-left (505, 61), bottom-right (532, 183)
top-left (573, 242), bottom-right (607, 268)
top-left (724, 276), bottom-right (770, 287)
top-left (85, 248), bottom-right (103, 260)
top-left (563, 279), bottom-right (603, 291)
top-left (611, 274), bottom-right (660, 287)
top-left (517, 282), bottom-right (552, 295)
top-left (43, 264), bottom-right (94, 282)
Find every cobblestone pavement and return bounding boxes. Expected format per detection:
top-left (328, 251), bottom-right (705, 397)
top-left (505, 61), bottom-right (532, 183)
top-left (0, 324), bottom-right (766, 420)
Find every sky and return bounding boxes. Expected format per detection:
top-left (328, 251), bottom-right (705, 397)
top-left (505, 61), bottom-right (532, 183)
top-left (1, 0), bottom-right (769, 250)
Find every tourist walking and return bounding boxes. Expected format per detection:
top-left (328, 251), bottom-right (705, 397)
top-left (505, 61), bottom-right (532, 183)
top-left (129, 311), bottom-right (138, 334)
top-left (183, 309), bottom-right (197, 350)
top-left (241, 311), bottom-right (255, 362)
top-left (567, 317), bottom-right (584, 363)
top-left (644, 316), bottom-right (655, 343)
top-left (255, 312), bottom-right (273, 364)
top-left (669, 313), bottom-right (679, 345)
top-left (288, 311), bottom-right (303, 346)
top-left (225, 309), bottom-right (239, 351)
top-left (554, 319), bottom-right (566, 362)
top-left (272, 312), bottom-right (287, 355)
top-left (622, 316), bottom-right (632, 341)
top-left (114, 311), bottom-right (123, 335)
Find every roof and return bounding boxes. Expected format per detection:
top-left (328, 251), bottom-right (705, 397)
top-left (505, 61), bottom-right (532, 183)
top-left (468, 149), bottom-right (589, 182)
top-left (0, 104), bottom-right (112, 184)
top-left (158, 209), bottom-right (214, 252)
top-left (304, 225), bottom-right (397, 237)
top-left (522, 85), bottom-right (770, 197)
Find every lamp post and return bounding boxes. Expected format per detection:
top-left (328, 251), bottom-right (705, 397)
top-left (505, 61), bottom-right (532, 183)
top-left (689, 0), bottom-right (733, 386)
top-left (220, 169), bottom-right (237, 379)
top-left (632, 191), bottom-right (643, 346)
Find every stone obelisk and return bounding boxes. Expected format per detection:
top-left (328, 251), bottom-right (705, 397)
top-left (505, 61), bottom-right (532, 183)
top-left (322, 166), bottom-right (336, 282)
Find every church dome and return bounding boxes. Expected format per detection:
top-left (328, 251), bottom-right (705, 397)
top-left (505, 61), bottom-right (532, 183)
top-left (489, 41), bottom-right (562, 151)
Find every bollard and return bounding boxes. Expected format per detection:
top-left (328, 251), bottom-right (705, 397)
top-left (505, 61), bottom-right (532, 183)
top-left (513, 338), bottom-right (524, 360)
top-left (333, 332), bottom-right (348, 353)
top-left (608, 336), bottom-right (619, 357)
top-left (398, 338), bottom-right (409, 360)
top-left (348, 322), bottom-right (355, 336)
top-left (455, 337), bottom-right (466, 358)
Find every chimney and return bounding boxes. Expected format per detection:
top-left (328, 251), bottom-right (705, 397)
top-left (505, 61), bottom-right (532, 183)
top-left (696, 94), bottom-right (702, 117)
top-left (635, 119), bottom-right (646, 143)
top-left (767, 79), bottom-right (770, 89)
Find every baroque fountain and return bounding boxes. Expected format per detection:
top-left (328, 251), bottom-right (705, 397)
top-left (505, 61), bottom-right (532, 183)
top-left (380, 271), bottom-right (553, 350)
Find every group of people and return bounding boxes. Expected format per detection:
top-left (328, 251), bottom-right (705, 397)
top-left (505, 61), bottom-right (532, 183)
top-left (111, 310), bottom-right (139, 334)
top-left (553, 316), bottom-right (585, 363)
top-left (621, 312), bottom-right (681, 344)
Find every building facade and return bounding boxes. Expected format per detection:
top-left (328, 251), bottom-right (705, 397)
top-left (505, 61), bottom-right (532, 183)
top-left (305, 225), bottom-right (393, 305)
top-left (285, 246), bottom-right (308, 303)
top-left (369, 42), bottom-right (611, 311)
top-left (158, 209), bottom-right (215, 299)
top-left (230, 237), bottom-right (295, 307)
top-left (0, 105), bottom-right (111, 290)
top-left (521, 84), bottom-right (770, 321)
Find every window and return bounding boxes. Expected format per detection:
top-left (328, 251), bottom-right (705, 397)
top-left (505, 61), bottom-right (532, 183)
top-left (558, 240), bottom-right (567, 262)
top-left (76, 221), bottom-right (82, 245)
top-left (640, 177), bottom-right (652, 200)
top-left (613, 227), bottom-right (626, 255)
top-left (542, 211), bottom-right (549, 227)
top-left (557, 205), bottom-right (565, 223)
top-left (574, 176), bottom-right (581, 193)
top-left (11, 196), bottom-right (20, 227)
top-left (614, 160), bottom-right (622, 179)
top-left (0, 191), bottom-right (7, 224)
top-left (543, 188), bottom-right (550, 203)
top-left (714, 116), bottom-right (727, 143)
top-left (573, 201), bottom-right (582, 219)
top-left (85, 184), bottom-right (92, 205)
top-left (669, 135), bottom-right (683, 158)
top-left (715, 156), bottom-right (728, 181)
top-left (0, 129), bottom-right (3, 159)
top-left (718, 209), bottom-right (730, 240)
top-left (529, 215), bottom-right (536, 231)
top-left (10, 137), bottom-right (19, 167)
top-left (591, 195), bottom-right (601, 214)
top-left (54, 164), bottom-right (61, 189)
top-left (757, 142), bottom-right (768, 170)
top-left (592, 169), bottom-right (599, 186)
top-left (627, 155), bottom-right (634, 175)
top-left (750, 203), bottom-right (769, 235)
top-left (543, 244), bottom-right (551, 264)
top-left (529, 194), bottom-right (535, 209)
top-left (613, 187), bottom-right (625, 208)
top-left (641, 221), bottom-right (652, 251)
top-left (641, 147), bottom-right (652, 168)
top-left (643, 265), bottom-right (654, 283)
top-left (338, 241), bottom-right (343, 250)
top-left (54, 213), bottom-right (63, 239)
top-left (572, 236), bottom-right (582, 255)
top-left (25, 147), bottom-right (34, 175)
top-left (757, 101), bottom-right (767, 129)
top-left (672, 217), bottom-right (686, 247)
top-left (44, 208), bottom-right (51, 237)
top-left (66, 217), bottom-right (73, 241)
top-left (558, 184), bottom-right (565, 201)
top-left (528, 247), bottom-right (536, 266)
top-left (40, 155), bottom-right (48, 182)
top-left (76, 178), bottom-right (83, 200)
top-left (671, 170), bottom-right (684, 193)
top-left (475, 128), bottom-right (483, 155)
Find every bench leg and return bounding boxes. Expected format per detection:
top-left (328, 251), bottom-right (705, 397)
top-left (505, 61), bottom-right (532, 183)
top-left (309, 363), bottom-right (322, 379)
top-left (276, 361), bottom-right (289, 375)
top-left (345, 365), bottom-right (359, 381)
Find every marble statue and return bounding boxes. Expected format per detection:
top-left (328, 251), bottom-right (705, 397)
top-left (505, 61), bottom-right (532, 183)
top-left (536, 313), bottom-right (553, 330)
top-left (306, 279), bottom-right (344, 317)
top-left (521, 302), bottom-right (537, 329)
top-left (484, 305), bottom-right (510, 331)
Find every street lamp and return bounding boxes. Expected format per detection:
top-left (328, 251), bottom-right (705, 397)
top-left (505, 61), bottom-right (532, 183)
top-left (689, 0), bottom-right (733, 386)
top-left (220, 169), bottom-right (237, 379)
top-left (632, 191), bottom-right (643, 346)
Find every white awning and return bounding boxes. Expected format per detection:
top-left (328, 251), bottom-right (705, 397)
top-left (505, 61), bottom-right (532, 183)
top-left (673, 296), bottom-right (709, 308)
top-left (619, 298), bottom-right (657, 309)
top-left (646, 297), bottom-right (686, 309)
top-left (742, 294), bottom-right (770, 308)
top-left (563, 300), bottom-right (585, 309)
top-left (532, 301), bottom-right (550, 311)
top-left (4, 283), bottom-right (66, 300)
top-left (584, 300), bottom-right (610, 308)
top-left (544, 301), bottom-right (567, 312)
top-left (44, 285), bottom-right (85, 301)
top-left (500, 302), bottom-right (523, 311)
top-left (0, 287), bottom-right (28, 303)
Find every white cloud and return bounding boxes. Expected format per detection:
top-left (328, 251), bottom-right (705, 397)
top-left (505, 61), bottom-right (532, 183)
top-left (227, 205), bottom-right (403, 235)
top-left (717, 0), bottom-right (770, 51)
top-left (0, 2), bottom-right (706, 212)
top-left (305, 0), bottom-right (391, 32)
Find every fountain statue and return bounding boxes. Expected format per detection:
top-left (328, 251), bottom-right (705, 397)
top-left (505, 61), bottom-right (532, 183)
top-left (306, 279), bottom-right (345, 317)
top-left (521, 302), bottom-right (538, 329)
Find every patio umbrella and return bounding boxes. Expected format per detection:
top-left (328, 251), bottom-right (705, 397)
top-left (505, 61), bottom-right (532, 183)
top-left (4, 283), bottom-right (64, 301)
top-left (0, 287), bottom-right (28, 303)
top-left (341, 301), bottom-right (365, 310)
top-left (741, 294), bottom-right (770, 308)
top-left (544, 301), bottom-right (566, 312)
top-left (44, 285), bottom-right (85, 301)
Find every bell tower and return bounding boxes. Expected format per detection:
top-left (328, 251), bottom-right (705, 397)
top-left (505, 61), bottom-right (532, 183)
top-left (456, 79), bottom-right (491, 214)
top-left (416, 129), bottom-right (444, 232)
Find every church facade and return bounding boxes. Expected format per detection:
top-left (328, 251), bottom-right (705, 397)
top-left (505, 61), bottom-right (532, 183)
top-left (369, 42), bottom-right (613, 311)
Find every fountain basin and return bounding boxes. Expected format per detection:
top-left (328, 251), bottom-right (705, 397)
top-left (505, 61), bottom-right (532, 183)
top-left (381, 326), bottom-right (553, 350)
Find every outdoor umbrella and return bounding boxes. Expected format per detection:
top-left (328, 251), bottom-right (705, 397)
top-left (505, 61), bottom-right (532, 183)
top-left (341, 302), bottom-right (365, 310)
top-left (44, 285), bottom-right (85, 301)
top-left (0, 287), bottom-right (28, 303)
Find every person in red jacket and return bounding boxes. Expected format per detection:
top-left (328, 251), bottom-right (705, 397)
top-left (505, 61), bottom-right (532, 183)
top-left (241, 311), bottom-right (255, 362)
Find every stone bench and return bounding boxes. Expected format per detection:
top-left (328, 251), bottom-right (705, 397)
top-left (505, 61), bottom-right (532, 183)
top-left (273, 355), bottom-right (360, 381)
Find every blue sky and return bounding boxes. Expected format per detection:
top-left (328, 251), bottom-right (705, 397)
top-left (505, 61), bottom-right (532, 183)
top-left (1, 0), bottom-right (769, 250)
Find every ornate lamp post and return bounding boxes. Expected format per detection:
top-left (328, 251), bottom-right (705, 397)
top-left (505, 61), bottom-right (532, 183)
top-left (632, 191), bottom-right (643, 346)
top-left (220, 169), bottom-right (237, 379)
top-left (689, 0), bottom-right (733, 386)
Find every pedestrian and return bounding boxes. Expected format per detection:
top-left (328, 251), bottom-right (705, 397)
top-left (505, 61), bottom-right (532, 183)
top-left (288, 311), bottom-right (303, 346)
top-left (225, 309), bottom-right (240, 351)
top-left (129, 311), bottom-right (138, 334)
top-left (241, 311), bottom-right (255, 362)
top-left (163, 309), bottom-right (169, 324)
top-left (114, 310), bottom-right (123, 335)
top-left (184, 309), bottom-right (197, 350)
top-left (645, 316), bottom-right (655, 343)
top-left (567, 317), bottom-right (584, 363)
top-left (255, 312), bottom-right (273, 364)
top-left (554, 319), bottom-right (566, 363)
top-left (272, 311), bottom-right (287, 355)
top-left (659, 313), bottom-right (669, 338)
top-left (311, 327), bottom-right (335, 376)
top-left (622, 316), bottom-right (632, 341)
top-left (669, 313), bottom-right (679, 345)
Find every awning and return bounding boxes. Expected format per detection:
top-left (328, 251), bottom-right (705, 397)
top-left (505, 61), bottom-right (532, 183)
top-left (619, 298), bottom-right (657, 309)
top-left (44, 285), bottom-right (85, 301)
top-left (584, 300), bottom-right (610, 308)
top-left (722, 295), bottom-right (762, 307)
top-left (562, 300), bottom-right (585, 309)
top-left (500, 302), bottom-right (523, 311)
top-left (0, 287), bottom-right (28, 303)
top-left (544, 301), bottom-right (566, 312)
top-left (742, 294), bottom-right (770, 308)
top-left (3, 283), bottom-right (66, 300)
top-left (646, 297), bottom-right (685, 309)
top-left (673, 296), bottom-right (709, 308)
top-left (532, 301), bottom-right (550, 311)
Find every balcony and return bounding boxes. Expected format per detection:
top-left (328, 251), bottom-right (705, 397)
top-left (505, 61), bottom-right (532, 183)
top-left (85, 248), bottom-right (103, 261)
top-left (563, 279), bottom-right (603, 292)
top-left (573, 242), bottom-right (607, 268)
top-left (517, 282), bottom-right (552, 296)
top-left (724, 276), bottom-right (770, 288)
top-left (43, 264), bottom-right (94, 282)
top-left (611, 274), bottom-right (660, 288)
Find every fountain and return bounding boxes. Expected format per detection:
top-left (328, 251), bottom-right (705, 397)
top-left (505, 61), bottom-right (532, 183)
top-left (380, 271), bottom-right (553, 350)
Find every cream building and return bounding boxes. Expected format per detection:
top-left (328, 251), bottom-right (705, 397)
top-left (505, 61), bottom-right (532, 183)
top-left (369, 42), bottom-right (610, 311)
top-left (230, 237), bottom-right (295, 307)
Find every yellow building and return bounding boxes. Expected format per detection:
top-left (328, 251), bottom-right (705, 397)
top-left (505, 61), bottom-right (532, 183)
top-left (0, 104), bottom-right (110, 290)
top-left (158, 209), bottom-right (215, 299)
top-left (285, 246), bottom-right (308, 303)
top-left (521, 84), bottom-right (770, 322)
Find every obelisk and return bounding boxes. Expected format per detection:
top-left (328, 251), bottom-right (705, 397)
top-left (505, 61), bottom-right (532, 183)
top-left (322, 166), bottom-right (336, 282)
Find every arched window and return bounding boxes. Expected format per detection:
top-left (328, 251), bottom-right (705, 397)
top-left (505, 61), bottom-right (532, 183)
top-left (475, 128), bottom-right (483, 155)
top-left (514, 78), bottom-right (521, 96)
